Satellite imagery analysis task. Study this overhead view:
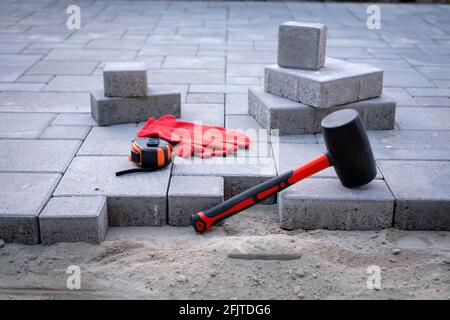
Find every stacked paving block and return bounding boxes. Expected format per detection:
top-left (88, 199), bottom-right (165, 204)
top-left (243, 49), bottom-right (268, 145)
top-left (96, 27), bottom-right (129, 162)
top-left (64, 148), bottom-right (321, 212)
top-left (91, 61), bottom-right (181, 126)
top-left (249, 21), bottom-right (396, 135)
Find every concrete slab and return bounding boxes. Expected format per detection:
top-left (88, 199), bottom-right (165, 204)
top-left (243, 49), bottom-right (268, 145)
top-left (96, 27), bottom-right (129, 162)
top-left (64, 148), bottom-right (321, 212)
top-left (378, 161), bottom-right (450, 230)
top-left (249, 87), bottom-right (395, 135)
top-left (396, 107), bottom-right (450, 130)
top-left (168, 176), bottom-right (224, 226)
top-left (53, 156), bottom-right (171, 226)
top-left (78, 124), bottom-right (137, 156)
top-left (0, 113), bottom-right (55, 138)
top-left (41, 125), bottom-right (90, 140)
top-left (103, 62), bottom-right (148, 98)
top-left (91, 87), bottom-right (181, 126)
top-left (39, 196), bottom-right (108, 244)
top-left (0, 92), bottom-right (90, 113)
top-left (278, 178), bottom-right (394, 230)
top-left (172, 155), bottom-right (277, 201)
top-left (0, 173), bottom-right (61, 244)
top-left (264, 57), bottom-right (383, 108)
top-left (277, 21), bottom-right (326, 70)
top-left (0, 140), bottom-right (80, 173)
top-left (180, 103), bottom-right (224, 127)
top-left (51, 113), bottom-right (98, 126)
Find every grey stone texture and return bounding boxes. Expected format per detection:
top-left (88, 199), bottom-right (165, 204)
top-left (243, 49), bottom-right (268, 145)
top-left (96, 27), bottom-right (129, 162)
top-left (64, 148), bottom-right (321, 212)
top-left (249, 87), bottom-right (395, 135)
top-left (90, 87), bottom-right (181, 126)
top-left (41, 125), bottom-right (91, 140)
top-left (103, 62), bottom-right (148, 98)
top-left (0, 140), bottom-right (80, 173)
top-left (0, 173), bottom-right (61, 244)
top-left (0, 113), bottom-right (55, 138)
top-left (53, 156), bottom-right (171, 227)
top-left (264, 57), bottom-right (383, 108)
top-left (168, 176), bottom-right (224, 226)
top-left (278, 179), bottom-right (394, 230)
top-left (378, 161), bottom-right (450, 230)
top-left (277, 21), bottom-right (327, 70)
top-left (39, 196), bottom-right (108, 244)
top-left (172, 156), bottom-right (277, 202)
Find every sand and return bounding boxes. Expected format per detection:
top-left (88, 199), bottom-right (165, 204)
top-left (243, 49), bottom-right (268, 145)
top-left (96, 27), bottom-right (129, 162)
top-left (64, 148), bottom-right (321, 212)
top-left (0, 205), bottom-right (449, 300)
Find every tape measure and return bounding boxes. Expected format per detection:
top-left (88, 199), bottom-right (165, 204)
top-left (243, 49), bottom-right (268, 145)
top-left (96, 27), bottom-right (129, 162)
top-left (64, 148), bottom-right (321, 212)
top-left (115, 138), bottom-right (172, 176)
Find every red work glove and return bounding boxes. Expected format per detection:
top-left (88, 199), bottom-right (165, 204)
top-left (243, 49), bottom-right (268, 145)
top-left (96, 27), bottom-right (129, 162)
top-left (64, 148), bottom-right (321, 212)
top-left (137, 115), bottom-right (250, 158)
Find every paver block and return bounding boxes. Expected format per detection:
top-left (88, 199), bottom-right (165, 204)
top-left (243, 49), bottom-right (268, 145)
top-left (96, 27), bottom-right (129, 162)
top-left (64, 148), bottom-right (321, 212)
top-left (168, 176), bottom-right (224, 226)
top-left (0, 112), bottom-right (55, 138)
top-left (90, 87), bottom-right (181, 126)
top-left (278, 179), bottom-right (394, 230)
top-left (53, 156), bottom-right (171, 227)
top-left (172, 156), bottom-right (277, 203)
top-left (378, 161), bottom-right (450, 230)
top-left (0, 173), bottom-right (61, 244)
top-left (52, 113), bottom-right (97, 126)
top-left (249, 87), bottom-right (395, 134)
top-left (78, 124), bottom-right (137, 156)
top-left (41, 125), bottom-right (90, 140)
top-left (39, 196), bottom-right (108, 244)
top-left (103, 62), bottom-right (148, 98)
top-left (264, 57), bottom-right (383, 108)
top-left (278, 21), bottom-right (326, 70)
top-left (0, 140), bottom-right (80, 173)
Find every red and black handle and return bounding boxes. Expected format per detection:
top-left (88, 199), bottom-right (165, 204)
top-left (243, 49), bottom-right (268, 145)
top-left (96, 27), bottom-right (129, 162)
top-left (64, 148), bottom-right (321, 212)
top-left (191, 153), bottom-right (332, 233)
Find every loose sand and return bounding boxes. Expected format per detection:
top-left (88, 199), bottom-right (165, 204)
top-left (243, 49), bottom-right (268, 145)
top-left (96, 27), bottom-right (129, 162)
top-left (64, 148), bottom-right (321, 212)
top-left (0, 205), bottom-right (449, 300)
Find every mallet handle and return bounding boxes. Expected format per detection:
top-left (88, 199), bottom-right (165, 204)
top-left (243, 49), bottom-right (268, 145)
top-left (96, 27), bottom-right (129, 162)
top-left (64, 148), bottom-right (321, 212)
top-left (191, 153), bottom-right (331, 233)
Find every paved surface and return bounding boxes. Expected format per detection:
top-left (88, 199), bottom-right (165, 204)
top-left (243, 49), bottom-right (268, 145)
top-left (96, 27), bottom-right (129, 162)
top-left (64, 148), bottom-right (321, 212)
top-left (0, 1), bottom-right (450, 243)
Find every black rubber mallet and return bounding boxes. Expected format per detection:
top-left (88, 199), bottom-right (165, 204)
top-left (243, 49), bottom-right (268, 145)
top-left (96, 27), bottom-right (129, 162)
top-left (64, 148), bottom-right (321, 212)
top-left (191, 109), bottom-right (377, 233)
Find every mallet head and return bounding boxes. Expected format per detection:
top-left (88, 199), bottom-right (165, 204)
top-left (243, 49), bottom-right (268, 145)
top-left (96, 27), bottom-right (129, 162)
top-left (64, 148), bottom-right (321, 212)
top-left (321, 109), bottom-right (377, 188)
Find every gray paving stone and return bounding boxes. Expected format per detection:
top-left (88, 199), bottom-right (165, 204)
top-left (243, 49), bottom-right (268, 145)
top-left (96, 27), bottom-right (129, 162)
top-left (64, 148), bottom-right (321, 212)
top-left (249, 87), bottom-right (395, 134)
top-left (173, 156), bottom-right (277, 201)
top-left (0, 67), bottom-right (26, 82)
top-left (27, 61), bottom-right (99, 75)
top-left (163, 56), bottom-right (225, 69)
top-left (41, 125), bottom-right (91, 140)
top-left (181, 103), bottom-right (224, 127)
top-left (274, 143), bottom-right (383, 180)
top-left (0, 173), bottom-right (61, 244)
top-left (0, 140), bottom-right (80, 173)
top-left (278, 179), bottom-right (394, 230)
top-left (396, 107), bottom-right (450, 130)
top-left (383, 70), bottom-right (433, 88)
top-left (78, 124), bottom-right (137, 156)
top-left (0, 92), bottom-right (90, 113)
top-left (186, 93), bottom-right (224, 104)
top-left (383, 88), bottom-right (418, 107)
top-left (53, 156), bottom-right (171, 227)
top-left (367, 130), bottom-right (450, 160)
top-left (0, 54), bottom-right (42, 68)
top-left (16, 75), bottom-right (54, 83)
top-left (91, 87), bottom-right (181, 126)
top-left (226, 93), bottom-right (248, 115)
top-left (44, 75), bottom-right (103, 92)
top-left (45, 49), bottom-right (136, 61)
top-left (39, 196), bottom-right (108, 244)
top-left (147, 69), bottom-right (224, 85)
top-left (277, 21), bottom-right (326, 70)
top-left (52, 113), bottom-right (97, 126)
top-left (103, 62), bottom-right (148, 98)
top-left (414, 97), bottom-right (450, 107)
top-left (189, 84), bottom-right (249, 94)
top-left (378, 161), bottom-right (450, 230)
top-left (0, 83), bottom-right (45, 91)
top-left (0, 112), bottom-right (55, 138)
top-left (264, 58), bottom-right (383, 108)
top-left (138, 45), bottom-right (198, 56)
top-left (168, 176), bottom-right (224, 226)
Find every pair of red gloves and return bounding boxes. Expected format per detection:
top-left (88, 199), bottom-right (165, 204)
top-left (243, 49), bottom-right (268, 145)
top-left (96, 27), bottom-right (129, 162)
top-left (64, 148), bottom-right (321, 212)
top-left (137, 115), bottom-right (250, 158)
